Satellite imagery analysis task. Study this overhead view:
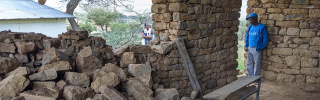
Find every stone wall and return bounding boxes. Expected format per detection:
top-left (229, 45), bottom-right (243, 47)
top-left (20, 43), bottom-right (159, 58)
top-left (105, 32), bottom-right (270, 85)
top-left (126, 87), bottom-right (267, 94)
top-left (150, 0), bottom-right (242, 96)
top-left (246, 0), bottom-right (320, 84)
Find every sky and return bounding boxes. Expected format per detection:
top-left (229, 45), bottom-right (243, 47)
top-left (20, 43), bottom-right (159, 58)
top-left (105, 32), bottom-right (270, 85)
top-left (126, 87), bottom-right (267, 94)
top-left (35, 0), bottom-right (152, 15)
top-left (39, 0), bottom-right (247, 18)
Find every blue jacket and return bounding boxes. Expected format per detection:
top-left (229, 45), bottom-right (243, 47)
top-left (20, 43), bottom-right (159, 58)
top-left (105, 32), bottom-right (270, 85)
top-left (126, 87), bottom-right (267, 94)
top-left (245, 23), bottom-right (269, 52)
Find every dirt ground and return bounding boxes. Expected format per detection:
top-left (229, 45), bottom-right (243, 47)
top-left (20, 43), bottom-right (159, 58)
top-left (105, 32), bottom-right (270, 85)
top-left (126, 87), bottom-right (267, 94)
top-left (246, 80), bottom-right (320, 100)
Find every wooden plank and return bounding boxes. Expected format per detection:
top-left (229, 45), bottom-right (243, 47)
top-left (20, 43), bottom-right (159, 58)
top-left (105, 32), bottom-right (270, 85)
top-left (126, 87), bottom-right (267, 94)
top-left (176, 37), bottom-right (203, 99)
top-left (225, 86), bottom-right (258, 100)
top-left (203, 76), bottom-right (261, 100)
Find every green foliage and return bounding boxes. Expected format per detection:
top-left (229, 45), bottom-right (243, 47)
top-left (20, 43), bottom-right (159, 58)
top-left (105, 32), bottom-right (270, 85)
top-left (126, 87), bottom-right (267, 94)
top-left (84, 6), bottom-right (120, 32)
top-left (237, 41), bottom-right (245, 71)
top-left (90, 22), bottom-right (143, 50)
top-left (236, 20), bottom-right (248, 41)
top-left (78, 22), bottom-right (97, 33)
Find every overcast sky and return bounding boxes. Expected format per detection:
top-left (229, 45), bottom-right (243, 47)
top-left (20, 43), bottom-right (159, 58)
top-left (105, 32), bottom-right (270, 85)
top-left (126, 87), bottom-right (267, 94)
top-left (40, 0), bottom-right (246, 19)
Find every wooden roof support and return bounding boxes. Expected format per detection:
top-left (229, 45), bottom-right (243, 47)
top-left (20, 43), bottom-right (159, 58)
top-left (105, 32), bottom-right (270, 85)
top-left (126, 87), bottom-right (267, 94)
top-left (176, 37), bottom-right (203, 100)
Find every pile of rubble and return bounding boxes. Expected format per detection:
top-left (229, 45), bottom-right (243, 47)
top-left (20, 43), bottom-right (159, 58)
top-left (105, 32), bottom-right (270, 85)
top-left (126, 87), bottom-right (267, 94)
top-left (0, 30), bottom-right (193, 100)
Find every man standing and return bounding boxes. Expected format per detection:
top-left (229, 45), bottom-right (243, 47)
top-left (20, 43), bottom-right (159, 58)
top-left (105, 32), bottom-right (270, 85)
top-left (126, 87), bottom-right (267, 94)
top-left (245, 13), bottom-right (269, 76)
top-left (141, 24), bottom-right (153, 45)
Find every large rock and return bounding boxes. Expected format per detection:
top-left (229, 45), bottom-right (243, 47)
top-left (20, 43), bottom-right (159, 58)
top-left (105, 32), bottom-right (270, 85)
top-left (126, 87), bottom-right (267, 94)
top-left (114, 46), bottom-right (129, 57)
top-left (304, 85), bottom-right (320, 93)
top-left (128, 45), bottom-right (152, 54)
top-left (99, 85), bottom-right (127, 100)
top-left (42, 47), bottom-right (69, 65)
top-left (20, 87), bottom-right (62, 100)
top-left (15, 42), bottom-right (36, 54)
top-left (5, 67), bottom-right (30, 77)
top-left (155, 88), bottom-right (180, 100)
top-left (38, 61), bottom-right (72, 72)
top-left (33, 81), bottom-right (56, 90)
top-left (0, 57), bottom-right (21, 74)
top-left (56, 80), bottom-right (67, 89)
top-left (136, 74), bottom-right (153, 88)
top-left (91, 72), bottom-right (120, 93)
top-left (90, 94), bottom-right (108, 100)
top-left (102, 63), bottom-right (127, 82)
top-left (43, 39), bottom-right (61, 50)
top-left (128, 64), bottom-right (151, 77)
top-left (0, 74), bottom-right (30, 99)
top-left (151, 41), bottom-right (175, 54)
top-left (63, 86), bottom-right (95, 100)
top-left (65, 72), bottom-right (90, 87)
top-left (29, 68), bottom-right (57, 81)
top-left (58, 30), bottom-right (89, 40)
top-left (120, 52), bottom-right (136, 68)
top-left (14, 54), bottom-right (28, 63)
top-left (126, 78), bottom-right (153, 100)
top-left (76, 46), bottom-right (102, 72)
top-left (93, 69), bottom-right (108, 81)
top-left (0, 42), bottom-right (16, 53)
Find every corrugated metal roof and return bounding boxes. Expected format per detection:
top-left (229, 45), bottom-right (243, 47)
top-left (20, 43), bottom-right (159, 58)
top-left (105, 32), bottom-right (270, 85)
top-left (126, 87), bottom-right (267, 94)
top-left (0, 0), bottom-right (75, 20)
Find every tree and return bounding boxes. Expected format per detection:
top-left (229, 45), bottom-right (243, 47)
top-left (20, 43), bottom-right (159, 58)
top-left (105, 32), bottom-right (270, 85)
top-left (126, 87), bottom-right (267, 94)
top-left (66, 0), bottom-right (81, 31)
top-left (84, 6), bottom-right (119, 32)
top-left (236, 20), bottom-right (248, 41)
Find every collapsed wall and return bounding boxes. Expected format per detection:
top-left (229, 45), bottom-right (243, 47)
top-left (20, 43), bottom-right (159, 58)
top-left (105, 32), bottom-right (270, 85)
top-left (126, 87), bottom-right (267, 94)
top-left (0, 30), bottom-right (181, 100)
top-left (246, 0), bottom-right (320, 84)
top-left (151, 0), bottom-right (241, 96)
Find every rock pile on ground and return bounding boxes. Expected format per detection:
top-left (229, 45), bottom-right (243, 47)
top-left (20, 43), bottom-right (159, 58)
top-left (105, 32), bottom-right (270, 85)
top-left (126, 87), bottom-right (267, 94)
top-left (0, 30), bottom-right (187, 100)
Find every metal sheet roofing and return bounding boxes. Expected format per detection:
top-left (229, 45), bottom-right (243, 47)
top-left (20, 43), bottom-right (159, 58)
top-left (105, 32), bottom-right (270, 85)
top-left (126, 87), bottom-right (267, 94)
top-left (0, 0), bottom-right (75, 20)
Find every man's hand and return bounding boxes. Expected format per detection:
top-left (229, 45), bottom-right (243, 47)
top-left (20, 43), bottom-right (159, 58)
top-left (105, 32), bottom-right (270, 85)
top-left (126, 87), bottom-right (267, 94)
top-left (245, 48), bottom-right (248, 52)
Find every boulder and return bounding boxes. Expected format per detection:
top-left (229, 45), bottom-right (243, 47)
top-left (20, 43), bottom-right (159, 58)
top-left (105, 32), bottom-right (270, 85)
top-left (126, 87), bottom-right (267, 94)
top-left (29, 68), bottom-right (57, 81)
top-left (114, 46), bottom-right (129, 57)
top-left (0, 57), bottom-right (22, 74)
top-left (99, 85), bottom-right (127, 100)
top-left (76, 46), bottom-right (102, 72)
top-left (43, 39), bottom-right (61, 50)
top-left (38, 61), bottom-right (72, 72)
top-left (62, 86), bottom-right (95, 100)
top-left (190, 90), bottom-right (199, 100)
top-left (33, 81), bottom-right (56, 90)
top-left (126, 78), bottom-right (153, 100)
top-left (91, 72), bottom-right (120, 93)
top-left (155, 88), bottom-right (180, 100)
top-left (128, 64), bottom-right (151, 77)
top-left (151, 41), bottom-right (175, 54)
top-left (102, 63), bottom-right (127, 82)
top-left (181, 97), bottom-right (192, 100)
top-left (91, 94), bottom-right (108, 100)
top-left (5, 67), bottom-right (30, 77)
top-left (0, 42), bottom-right (16, 53)
top-left (93, 69), bottom-right (108, 81)
top-left (128, 45), bottom-right (152, 54)
top-left (65, 72), bottom-right (90, 87)
top-left (56, 80), bottom-right (67, 90)
top-left (58, 46), bottom-right (75, 57)
top-left (135, 74), bottom-right (153, 88)
top-left (58, 30), bottom-right (89, 40)
top-left (42, 47), bottom-right (69, 65)
top-left (14, 54), bottom-right (28, 63)
top-left (120, 52), bottom-right (136, 68)
top-left (15, 42), bottom-right (36, 54)
top-left (20, 87), bottom-right (62, 100)
top-left (0, 74), bottom-right (30, 99)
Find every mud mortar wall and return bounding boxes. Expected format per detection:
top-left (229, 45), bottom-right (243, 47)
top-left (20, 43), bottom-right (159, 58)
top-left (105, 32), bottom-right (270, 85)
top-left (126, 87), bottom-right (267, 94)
top-left (150, 0), bottom-right (242, 96)
top-left (246, 0), bottom-right (320, 84)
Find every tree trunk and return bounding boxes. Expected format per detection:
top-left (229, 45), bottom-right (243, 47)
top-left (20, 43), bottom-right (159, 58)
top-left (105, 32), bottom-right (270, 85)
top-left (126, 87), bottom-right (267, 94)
top-left (100, 25), bottom-right (104, 31)
top-left (66, 0), bottom-right (81, 31)
top-left (105, 25), bottom-right (108, 33)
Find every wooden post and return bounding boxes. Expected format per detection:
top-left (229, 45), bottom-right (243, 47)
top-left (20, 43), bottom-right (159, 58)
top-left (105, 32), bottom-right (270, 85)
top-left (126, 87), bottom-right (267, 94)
top-left (176, 37), bottom-right (203, 99)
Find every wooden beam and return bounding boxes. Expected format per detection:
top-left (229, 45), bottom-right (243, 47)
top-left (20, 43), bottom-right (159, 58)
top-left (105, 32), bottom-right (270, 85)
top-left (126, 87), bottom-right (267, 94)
top-left (175, 37), bottom-right (203, 99)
